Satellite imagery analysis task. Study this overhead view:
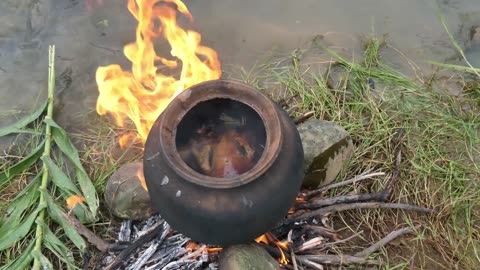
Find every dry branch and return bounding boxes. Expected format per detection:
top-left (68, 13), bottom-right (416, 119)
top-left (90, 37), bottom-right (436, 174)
top-left (297, 192), bottom-right (389, 210)
top-left (281, 202), bottom-right (434, 227)
top-left (60, 212), bottom-right (115, 252)
top-left (354, 225), bottom-right (421, 258)
top-left (298, 254), bottom-right (379, 265)
top-left (293, 111), bottom-right (315, 124)
top-left (304, 172), bottom-right (386, 199)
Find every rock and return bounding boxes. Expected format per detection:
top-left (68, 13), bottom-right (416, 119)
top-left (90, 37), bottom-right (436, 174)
top-left (219, 244), bottom-right (279, 270)
top-left (297, 119), bottom-right (354, 188)
top-left (105, 162), bottom-right (156, 220)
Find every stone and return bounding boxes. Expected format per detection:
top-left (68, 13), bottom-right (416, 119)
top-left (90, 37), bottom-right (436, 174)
top-left (218, 244), bottom-right (279, 270)
top-left (297, 119), bottom-right (354, 188)
top-left (104, 162), bottom-right (156, 220)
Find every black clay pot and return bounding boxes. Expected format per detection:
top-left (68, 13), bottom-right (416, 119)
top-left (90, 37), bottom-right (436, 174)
top-left (143, 79), bottom-right (304, 246)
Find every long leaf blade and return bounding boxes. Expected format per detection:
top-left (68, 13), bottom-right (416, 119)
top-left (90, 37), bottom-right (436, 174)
top-left (0, 241), bottom-right (34, 270)
top-left (43, 190), bottom-right (87, 251)
top-left (0, 140), bottom-right (45, 187)
top-left (0, 101), bottom-right (47, 137)
top-left (39, 220), bottom-right (76, 269)
top-left (46, 118), bottom-right (98, 218)
top-left (43, 156), bottom-right (81, 195)
top-left (0, 204), bottom-right (44, 251)
top-left (0, 175), bottom-right (40, 235)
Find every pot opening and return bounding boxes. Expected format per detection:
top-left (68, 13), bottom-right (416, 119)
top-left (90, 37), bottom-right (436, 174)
top-left (175, 98), bottom-right (267, 178)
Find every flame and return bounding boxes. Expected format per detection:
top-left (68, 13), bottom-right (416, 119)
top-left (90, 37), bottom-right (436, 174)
top-left (96, 0), bottom-right (221, 144)
top-left (136, 168), bottom-right (148, 191)
top-left (186, 241), bottom-right (222, 253)
top-left (255, 233), bottom-right (289, 265)
top-left (66, 195), bottom-right (86, 209)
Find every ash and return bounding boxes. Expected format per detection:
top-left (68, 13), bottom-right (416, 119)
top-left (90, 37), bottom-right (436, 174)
top-left (100, 215), bottom-right (220, 270)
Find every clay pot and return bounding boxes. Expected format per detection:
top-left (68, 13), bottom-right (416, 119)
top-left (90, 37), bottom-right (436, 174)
top-left (143, 79), bottom-right (304, 246)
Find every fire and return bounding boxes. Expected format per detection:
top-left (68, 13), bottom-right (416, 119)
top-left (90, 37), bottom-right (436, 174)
top-left (255, 233), bottom-right (289, 265)
top-left (66, 195), bottom-right (86, 209)
top-left (136, 169), bottom-right (148, 191)
top-left (186, 241), bottom-right (222, 253)
top-left (96, 0), bottom-right (221, 145)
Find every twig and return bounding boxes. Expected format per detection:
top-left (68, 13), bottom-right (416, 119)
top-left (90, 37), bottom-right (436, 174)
top-left (298, 232), bottom-right (362, 253)
top-left (60, 212), bottom-right (114, 252)
top-left (298, 254), bottom-right (379, 265)
top-left (354, 225), bottom-right (421, 258)
top-left (261, 244), bottom-right (323, 270)
top-left (298, 192), bottom-right (389, 210)
top-left (32, 45), bottom-right (56, 270)
top-left (282, 202), bottom-right (434, 226)
top-left (105, 221), bottom-right (169, 270)
top-left (303, 225), bottom-right (340, 241)
top-left (293, 111), bottom-right (315, 124)
top-left (287, 230), bottom-right (298, 270)
top-left (304, 172), bottom-right (386, 199)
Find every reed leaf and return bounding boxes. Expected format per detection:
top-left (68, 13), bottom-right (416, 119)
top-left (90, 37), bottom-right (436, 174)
top-left (0, 101), bottom-right (47, 137)
top-left (0, 140), bottom-right (44, 187)
top-left (46, 118), bottom-right (99, 218)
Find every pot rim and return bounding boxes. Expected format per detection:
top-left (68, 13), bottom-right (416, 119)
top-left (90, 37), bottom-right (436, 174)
top-left (152, 79), bottom-right (283, 189)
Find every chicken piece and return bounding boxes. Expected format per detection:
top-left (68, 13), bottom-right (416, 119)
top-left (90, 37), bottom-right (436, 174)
top-left (209, 130), bottom-right (256, 177)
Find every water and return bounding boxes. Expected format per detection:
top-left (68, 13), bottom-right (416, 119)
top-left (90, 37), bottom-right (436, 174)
top-left (0, 0), bottom-right (479, 144)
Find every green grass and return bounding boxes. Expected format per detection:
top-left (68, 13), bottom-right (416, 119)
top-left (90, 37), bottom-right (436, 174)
top-left (227, 34), bottom-right (480, 269)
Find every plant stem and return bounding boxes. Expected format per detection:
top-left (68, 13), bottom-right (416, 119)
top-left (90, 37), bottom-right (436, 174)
top-left (32, 45), bottom-right (55, 270)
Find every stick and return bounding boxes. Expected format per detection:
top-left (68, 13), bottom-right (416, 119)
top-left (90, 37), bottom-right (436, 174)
top-left (304, 172), bottom-right (386, 199)
top-left (287, 230), bottom-right (298, 270)
top-left (297, 192), bottom-right (390, 210)
top-left (60, 212), bottom-right (114, 252)
top-left (105, 221), bottom-right (169, 270)
top-left (293, 111), bottom-right (315, 124)
top-left (303, 225), bottom-right (340, 241)
top-left (282, 202), bottom-right (434, 226)
top-left (354, 225), bottom-right (421, 258)
top-left (260, 244), bottom-right (324, 270)
top-left (298, 254), bottom-right (379, 265)
top-left (33, 45), bottom-right (56, 270)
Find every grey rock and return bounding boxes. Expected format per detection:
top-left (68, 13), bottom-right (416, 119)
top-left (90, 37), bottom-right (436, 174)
top-left (298, 119), bottom-right (354, 188)
top-left (219, 244), bottom-right (279, 270)
top-left (105, 162), bottom-right (156, 220)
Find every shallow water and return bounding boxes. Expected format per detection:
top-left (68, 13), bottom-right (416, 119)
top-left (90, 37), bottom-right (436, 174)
top-left (0, 0), bottom-right (479, 142)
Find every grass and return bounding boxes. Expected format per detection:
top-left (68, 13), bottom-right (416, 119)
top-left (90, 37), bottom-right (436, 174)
top-left (226, 34), bottom-right (480, 269)
top-left (1, 24), bottom-right (478, 270)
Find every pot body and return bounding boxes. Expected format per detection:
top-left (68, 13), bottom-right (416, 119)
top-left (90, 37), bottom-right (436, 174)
top-left (143, 79), bottom-right (304, 246)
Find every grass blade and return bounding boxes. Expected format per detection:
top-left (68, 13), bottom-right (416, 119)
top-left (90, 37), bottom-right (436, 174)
top-left (46, 118), bottom-right (99, 218)
top-left (0, 101), bottom-right (47, 137)
top-left (42, 156), bottom-right (81, 195)
top-left (0, 176), bottom-right (40, 235)
top-left (44, 190), bottom-right (87, 251)
top-left (0, 140), bottom-right (45, 187)
top-left (39, 220), bottom-right (76, 269)
top-left (0, 204), bottom-right (44, 251)
top-left (0, 241), bottom-right (34, 270)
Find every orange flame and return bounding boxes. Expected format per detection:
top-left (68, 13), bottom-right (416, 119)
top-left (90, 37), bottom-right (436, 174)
top-left (186, 241), bottom-right (222, 253)
top-left (136, 168), bottom-right (148, 191)
top-left (255, 232), bottom-right (289, 265)
top-left (96, 0), bottom-right (221, 144)
top-left (66, 195), bottom-right (86, 209)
